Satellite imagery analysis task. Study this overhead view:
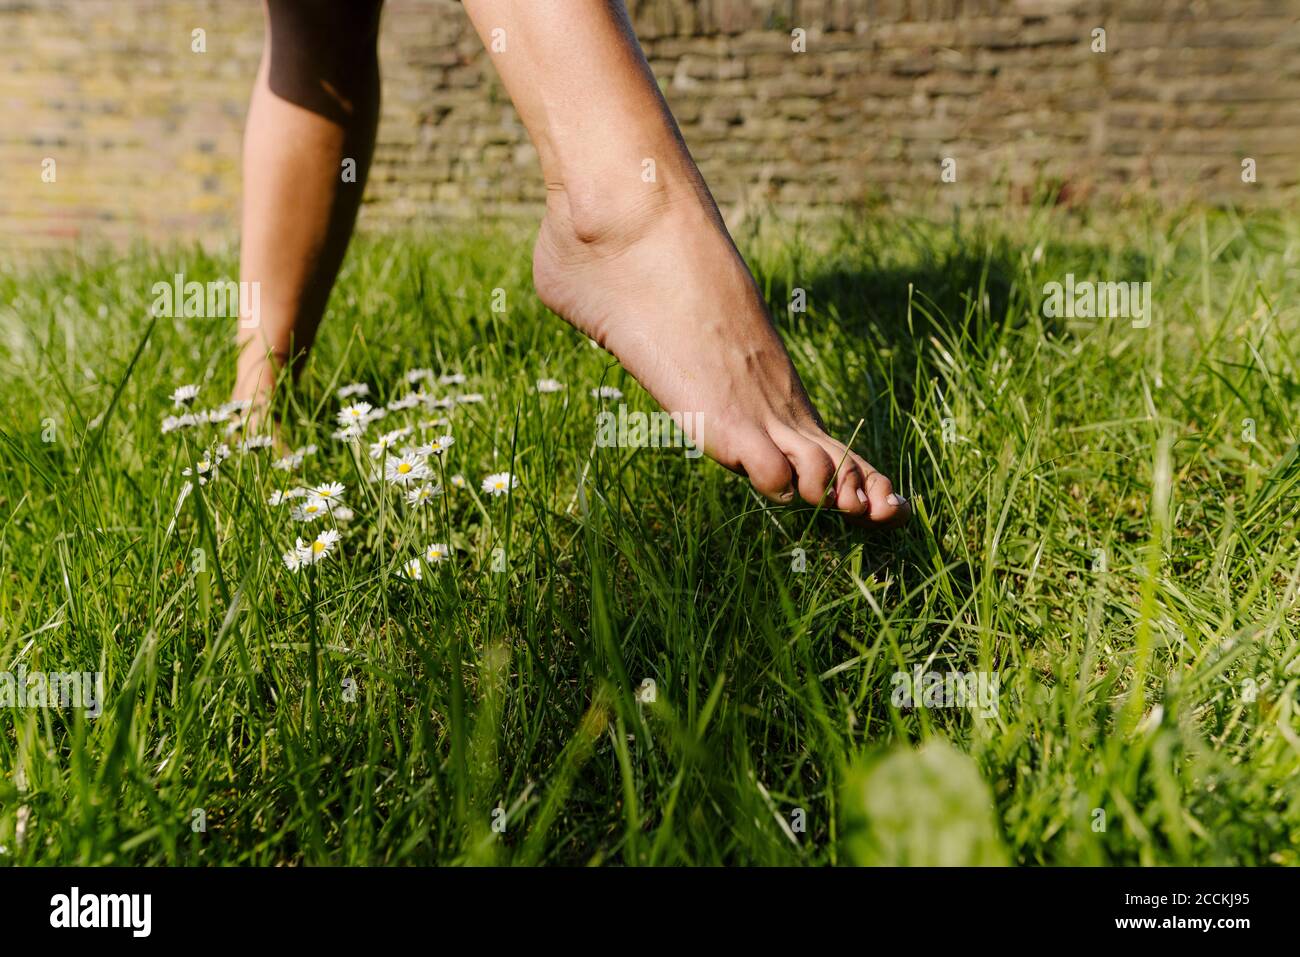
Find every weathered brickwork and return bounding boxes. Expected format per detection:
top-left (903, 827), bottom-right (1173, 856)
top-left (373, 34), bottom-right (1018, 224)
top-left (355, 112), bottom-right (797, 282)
top-left (1, 0), bottom-right (1296, 250)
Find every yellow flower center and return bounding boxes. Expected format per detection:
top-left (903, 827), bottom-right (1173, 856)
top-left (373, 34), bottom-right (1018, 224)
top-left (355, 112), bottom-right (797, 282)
top-left (397, 463), bottom-right (412, 474)
top-left (312, 541), bottom-right (326, 554)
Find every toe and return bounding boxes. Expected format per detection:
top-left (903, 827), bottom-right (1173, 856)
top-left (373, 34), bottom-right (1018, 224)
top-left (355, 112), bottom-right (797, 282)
top-left (736, 433), bottom-right (796, 504)
top-left (805, 433), bottom-right (911, 529)
top-left (770, 426), bottom-right (839, 507)
top-left (857, 458), bottom-right (911, 528)
top-left (811, 436), bottom-right (872, 517)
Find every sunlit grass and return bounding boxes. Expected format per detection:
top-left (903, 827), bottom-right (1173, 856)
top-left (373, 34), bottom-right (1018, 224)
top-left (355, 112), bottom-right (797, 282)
top-left (0, 206), bottom-right (1297, 865)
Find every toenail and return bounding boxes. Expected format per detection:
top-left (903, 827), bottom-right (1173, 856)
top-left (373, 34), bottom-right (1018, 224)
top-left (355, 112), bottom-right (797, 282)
top-left (780, 489), bottom-right (795, 503)
top-left (855, 488), bottom-right (868, 506)
top-left (887, 493), bottom-right (908, 507)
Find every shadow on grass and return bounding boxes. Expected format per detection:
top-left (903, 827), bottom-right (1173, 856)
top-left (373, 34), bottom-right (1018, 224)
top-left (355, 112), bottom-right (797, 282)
top-left (736, 216), bottom-right (1052, 674)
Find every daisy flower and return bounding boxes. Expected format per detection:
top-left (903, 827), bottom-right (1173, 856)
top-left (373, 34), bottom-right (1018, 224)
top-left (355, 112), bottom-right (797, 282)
top-left (450, 473), bottom-right (466, 489)
top-left (439, 373), bottom-right (466, 386)
top-left (456, 393), bottom-right (484, 404)
top-left (536, 378), bottom-right (565, 393)
top-left (182, 444), bottom-right (230, 485)
top-left (312, 481), bottom-right (346, 502)
top-left (387, 393), bottom-right (423, 412)
top-left (217, 399), bottom-right (252, 419)
top-left (282, 542), bottom-right (307, 572)
top-left (331, 505), bottom-right (356, 523)
top-left (272, 444), bottom-right (318, 471)
top-left (338, 401), bottom-right (373, 427)
top-left (481, 472), bottom-right (519, 496)
top-left (405, 368), bottom-right (434, 384)
top-left (199, 407), bottom-right (233, 424)
top-left (398, 558), bottom-right (423, 581)
top-left (302, 528), bottom-right (340, 565)
top-left (337, 382), bottom-right (370, 400)
top-left (418, 417), bottom-right (450, 430)
top-left (421, 396), bottom-right (456, 410)
top-left (160, 415), bottom-right (187, 434)
top-left (171, 384), bottom-right (200, 408)
top-left (238, 434), bottom-right (274, 452)
top-left (417, 434), bottom-right (455, 456)
top-left (405, 483), bottom-right (442, 508)
top-left (369, 426), bottom-right (414, 459)
top-left (269, 487), bottom-right (310, 506)
top-left (332, 425), bottom-right (364, 442)
top-left (591, 386), bottom-right (624, 400)
top-left (425, 542), bottom-right (451, 563)
top-left (384, 451), bottom-right (430, 486)
top-left (292, 496), bottom-right (330, 523)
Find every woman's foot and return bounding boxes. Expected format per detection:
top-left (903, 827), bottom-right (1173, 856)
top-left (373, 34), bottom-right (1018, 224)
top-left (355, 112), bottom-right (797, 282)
top-left (532, 184), bottom-right (910, 528)
top-left (231, 352), bottom-right (279, 439)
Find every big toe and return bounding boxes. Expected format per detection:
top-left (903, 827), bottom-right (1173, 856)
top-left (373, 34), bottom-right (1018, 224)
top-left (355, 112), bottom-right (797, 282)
top-left (769, 424), bottom-right (841, 508)
top-left (733, 431), bottom-right (796, 504)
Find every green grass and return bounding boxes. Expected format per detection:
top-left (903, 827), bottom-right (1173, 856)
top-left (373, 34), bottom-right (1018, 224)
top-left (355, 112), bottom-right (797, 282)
top-left (1, 206), bottom-right (1297, 866)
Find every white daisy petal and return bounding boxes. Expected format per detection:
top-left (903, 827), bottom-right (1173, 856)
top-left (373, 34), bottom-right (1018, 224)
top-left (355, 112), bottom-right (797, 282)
top-left (301, 529), bottom-right (340, 565)
top-left (170, 384), bottom-right (200, 408)
top-left (405, 483), bottom-right (443, 508)
top-left (480, 472), bottom-right (519, 496)
top-left (336, 382), bottom-right (370, 400)
top-left (384, 451), bottom-right (431, 487)
top-left (337, 402), bottom-right (374, 427)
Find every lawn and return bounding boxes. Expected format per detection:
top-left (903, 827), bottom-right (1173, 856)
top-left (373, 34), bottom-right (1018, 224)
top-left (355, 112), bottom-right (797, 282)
top-left (1, 207), bottom-right (1297, 865)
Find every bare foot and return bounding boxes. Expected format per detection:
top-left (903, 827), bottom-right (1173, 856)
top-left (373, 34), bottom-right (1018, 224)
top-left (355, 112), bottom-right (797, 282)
top-left (532, 186), bottom-right (909, 528)
top-left (231, 352), bottom-right (279, 441)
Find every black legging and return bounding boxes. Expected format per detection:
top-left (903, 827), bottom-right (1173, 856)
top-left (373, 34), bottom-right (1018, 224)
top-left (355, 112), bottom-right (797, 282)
top-left (264, 0), bottom-right (384, 126)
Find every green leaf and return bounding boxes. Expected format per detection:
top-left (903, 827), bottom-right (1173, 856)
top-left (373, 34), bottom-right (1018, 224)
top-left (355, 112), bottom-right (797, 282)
top-left (842, 741), bottom-right (1009, 866)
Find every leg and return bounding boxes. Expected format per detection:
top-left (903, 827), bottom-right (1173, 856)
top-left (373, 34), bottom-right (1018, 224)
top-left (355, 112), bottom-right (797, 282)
top-left (461, 0), bottom-right (909, 526)
top-left (234, 0), bottom-right (384, 421)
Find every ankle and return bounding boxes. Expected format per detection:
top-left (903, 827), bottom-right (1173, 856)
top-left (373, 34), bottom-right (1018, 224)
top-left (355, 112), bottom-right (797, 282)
top-left (551, 137), bottom-right (724, 241)
top-left (233, 353), bottom-right (282, 404)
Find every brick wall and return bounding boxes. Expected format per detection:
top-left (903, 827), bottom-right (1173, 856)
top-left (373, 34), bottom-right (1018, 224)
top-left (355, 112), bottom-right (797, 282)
top-left (1, 0), bottom-right (1296, 251)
